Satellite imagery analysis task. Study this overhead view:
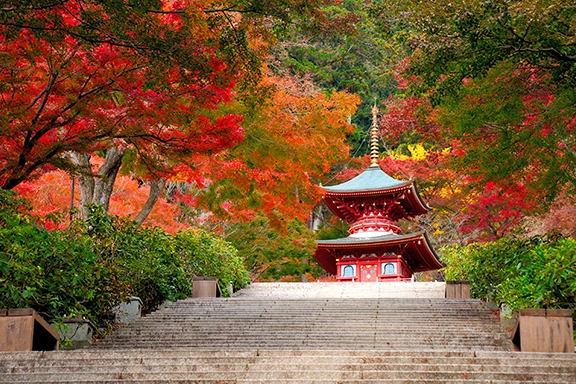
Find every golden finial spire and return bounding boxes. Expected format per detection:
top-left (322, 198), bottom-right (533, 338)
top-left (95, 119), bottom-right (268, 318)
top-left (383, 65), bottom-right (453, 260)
top-left (369, 103), bottom-right (380, 167)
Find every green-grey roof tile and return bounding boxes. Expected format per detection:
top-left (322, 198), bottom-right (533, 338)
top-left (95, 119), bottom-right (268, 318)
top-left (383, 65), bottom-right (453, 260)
top-left (323, 166), bottom-right (409, 193)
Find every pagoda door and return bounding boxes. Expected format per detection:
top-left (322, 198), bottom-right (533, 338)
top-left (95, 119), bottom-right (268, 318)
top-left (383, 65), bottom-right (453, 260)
top-left (359, 264), bottom-right (378, 282)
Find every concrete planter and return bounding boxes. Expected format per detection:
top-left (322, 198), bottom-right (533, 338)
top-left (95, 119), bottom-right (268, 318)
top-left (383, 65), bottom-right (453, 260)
top-left (192, 277), bottom-right (220, 298)
top-left (512, 309), bottom-right (574, 352)
top-left (113, 297), bottom-right (142, 324)
top-left (445, 281), bottom-right (471, 299)
top-left (53, 317), bottom-right (94, 350)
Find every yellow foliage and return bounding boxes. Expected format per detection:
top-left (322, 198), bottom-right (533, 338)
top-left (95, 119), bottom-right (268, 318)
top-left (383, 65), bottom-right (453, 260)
top-left (389, 143), bottom-right (428, 161)
top-left (408, 143), bottom-right (428, 160)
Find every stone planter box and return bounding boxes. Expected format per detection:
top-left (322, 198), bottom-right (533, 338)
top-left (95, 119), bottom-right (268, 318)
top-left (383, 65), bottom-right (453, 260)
top-left (53, 317), bottom-right (95, 350)
top-left (193, 277), bottom-right (220, 298)
top-left (445, 281), bottom-right (470, 299)
top-left (113, 296), bottom-right (142, 324)
top-left (512, 309), bottom-right (574, 352)
top-left (0, 308), bottom-right (59, 351)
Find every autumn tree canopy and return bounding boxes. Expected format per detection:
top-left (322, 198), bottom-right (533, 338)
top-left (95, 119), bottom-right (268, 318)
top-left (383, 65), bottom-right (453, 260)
top-left (0, 0), bottom-right (355, 222)
top-left (0, 1), bottom-right (254, 188)
top-left (373, 0), bottom-right (576, 202)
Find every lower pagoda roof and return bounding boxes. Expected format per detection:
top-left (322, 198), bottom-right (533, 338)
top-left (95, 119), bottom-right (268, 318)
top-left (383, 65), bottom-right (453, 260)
top-left (314, 231), bottom-right (442, 275)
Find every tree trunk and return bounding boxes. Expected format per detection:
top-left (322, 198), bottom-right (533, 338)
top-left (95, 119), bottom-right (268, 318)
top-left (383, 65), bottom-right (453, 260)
top-left (71, 148), bottom-right (124, 219)
top-left (71, 148), bottom-right (165, 225)
top-left (134, 178), bottom-right (166, 225)
top-left (93, 148), bottom-right (124, 211)
top-left (70, 152), bottom-right (95, 219)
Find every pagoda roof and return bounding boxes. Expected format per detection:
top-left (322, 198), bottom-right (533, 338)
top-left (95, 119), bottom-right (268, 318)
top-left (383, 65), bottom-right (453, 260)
top-left (314, 231), bottom-right (442, 275)
top-left (323, 165), bottom-right (410, 194)
top-left (322, 165), bottom-right (431, 221)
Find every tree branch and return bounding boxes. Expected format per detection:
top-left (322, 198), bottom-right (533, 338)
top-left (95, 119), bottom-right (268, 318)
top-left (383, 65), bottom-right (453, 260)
top-left (134, 178), bottom-right (166, 224)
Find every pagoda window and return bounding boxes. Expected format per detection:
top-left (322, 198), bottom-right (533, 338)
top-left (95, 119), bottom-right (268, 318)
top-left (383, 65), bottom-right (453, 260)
top-left (383, 263), bottom-right (396, 275)
top-left (342, 265), bottom-right (356, 277)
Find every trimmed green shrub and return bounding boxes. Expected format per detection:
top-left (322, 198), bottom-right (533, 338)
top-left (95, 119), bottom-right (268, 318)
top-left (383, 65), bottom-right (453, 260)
top-left (441, 237), bottom-right (576, 313)
top-left (0, 193), bottom-right (249, 332)
top-left (0, 194), bottom-right (126, 325)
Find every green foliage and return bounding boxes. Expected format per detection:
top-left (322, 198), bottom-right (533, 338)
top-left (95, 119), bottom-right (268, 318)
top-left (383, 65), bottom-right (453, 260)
top-left (375, 0), bottom-right (576, 99)
top-left (173, 229), bottom-right (250, 294)
top-left (372, 0), bottom-right (576, 201)
top-left (0, 194), bottom-right (249, 332)
top-left (439, 61), bottom-right (576, 200)
top-left (0, 203), bottom-right (126, 326)
top-left (442, 237), bottom-right (576, 314)
top-left (316, 216), bottom-right (349, 241)
top-left (224, 214), bottom-right (321, 281)
top-left (272, 0), bottom-right (400, 155)
top-left (0, 189), bottom-right (31, 227)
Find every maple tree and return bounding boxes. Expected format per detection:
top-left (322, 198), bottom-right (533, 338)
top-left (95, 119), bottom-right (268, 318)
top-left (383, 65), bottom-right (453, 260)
top-left (13, 69), bottom-right (359, 239)
top-left (172, 72), bottom-right (360, 228)
top-left (372, 0), bottom-right (576, 202)
top-left (368, 87), bottom-right (542, 243)
top-left (0, 1), bottom-right (248, 220)
top-left (1, 0), bottom-right (352, 222)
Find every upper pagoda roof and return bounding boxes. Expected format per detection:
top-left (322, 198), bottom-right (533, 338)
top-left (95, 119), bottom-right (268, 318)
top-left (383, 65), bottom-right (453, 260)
top-left (323, 165), bottom-right (411, 194)
top-left (322, 165), bottom-right (431, 221)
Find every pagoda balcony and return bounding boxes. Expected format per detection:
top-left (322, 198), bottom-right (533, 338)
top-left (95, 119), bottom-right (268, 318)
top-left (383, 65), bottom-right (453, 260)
top-left (348, 216), bottom-right (402, 236)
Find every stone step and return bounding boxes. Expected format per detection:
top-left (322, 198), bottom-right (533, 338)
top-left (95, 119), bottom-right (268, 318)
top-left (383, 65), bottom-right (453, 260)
top-left (10, 282), bottom-right (552, 383)
top-left (162, 298), bottom-right (482, 305)
top-left (94, 290), bottom-right (510, 352)
top-left (91, 346), bottom-right (510, 352)
top-left (230, 282), bottom-right (447, 299)
top-left (101, 333), bottom-right (505, 340)
top-left (3, 380), bottom-right (560, 384)
top-left (108, 331), bottom-right (502, 338)
top-left (4, 358), bottom-right (574, 371)
top-left (5, 361), bottom-right (574, 373)
top-left (141, 312), bottom-right (498, 317)
top-left (4, 371), bottom-right (573, 382)
top-left (3, 349), bottom-right (573, 360)
top-left (92, 343), bottom-right (510, 351)
top-left (1, 350), bottom-right (574, 383)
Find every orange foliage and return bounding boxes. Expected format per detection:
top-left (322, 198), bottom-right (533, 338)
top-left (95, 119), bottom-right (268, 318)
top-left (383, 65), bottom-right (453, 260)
top-left (15, 169), bottom-right (190, 233)
top-left (189, 73), bottom-right (360, 225)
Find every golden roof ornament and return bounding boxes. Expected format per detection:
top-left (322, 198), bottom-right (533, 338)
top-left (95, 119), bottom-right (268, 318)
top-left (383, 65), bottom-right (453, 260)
top-left (369, 104), bottom-right (380, 167)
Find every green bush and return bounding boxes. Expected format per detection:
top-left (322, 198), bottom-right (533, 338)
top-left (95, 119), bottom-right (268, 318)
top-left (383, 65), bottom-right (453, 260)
top-left (78, 206), bottom-right (250, 312)
top-left (174, 229), bottom-right (250, 293)
top-left (0, 194), bottom-right (126, 325)
top-left (441, 237), bottom-right (576, 313)
top-left (224, 215), bottom-right (321, 281)
top-left (0, 193), bottom-right (249, 332)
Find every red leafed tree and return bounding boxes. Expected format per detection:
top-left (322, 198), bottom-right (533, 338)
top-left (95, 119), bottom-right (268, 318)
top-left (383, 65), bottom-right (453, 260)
top-left (15, 164), bottom-right (190, 233)
top-left (379, 96), bottom-right (443, 146)
top-left (460, 180), bottom-right (537, 240)
top-left (0, 1), bottom-right (251, 222)
top-left (172, 73), bottom-right (360, 228)
top-left (1, 0), bottom-right (355, 223)
top-left (14, 72), bottom-right (360, 231)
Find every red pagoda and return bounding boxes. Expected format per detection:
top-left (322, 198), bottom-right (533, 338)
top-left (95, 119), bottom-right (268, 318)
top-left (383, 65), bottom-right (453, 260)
top-left (314, 107), bottom-right (442, 282)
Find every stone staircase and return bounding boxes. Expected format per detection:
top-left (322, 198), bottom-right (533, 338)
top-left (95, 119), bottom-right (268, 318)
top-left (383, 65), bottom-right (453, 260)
top-left (1, 282), bottom-right (575, 383)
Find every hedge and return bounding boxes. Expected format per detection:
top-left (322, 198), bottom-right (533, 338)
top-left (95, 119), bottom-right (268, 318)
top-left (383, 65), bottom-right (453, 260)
top-left (0, 191), bottom-right (250, 334)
